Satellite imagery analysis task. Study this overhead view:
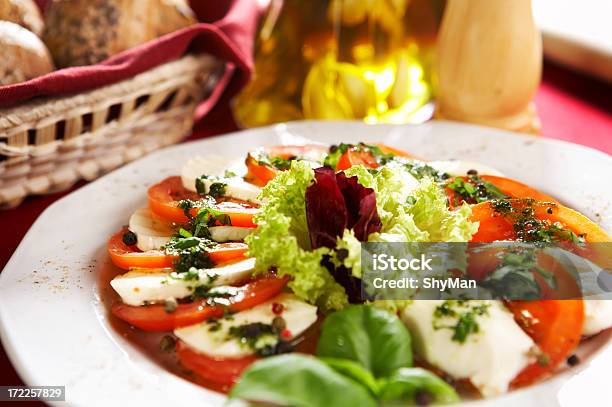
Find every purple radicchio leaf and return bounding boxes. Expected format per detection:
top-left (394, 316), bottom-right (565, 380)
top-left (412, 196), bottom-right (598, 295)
top-left (305, 167), bottom-right (382, 249)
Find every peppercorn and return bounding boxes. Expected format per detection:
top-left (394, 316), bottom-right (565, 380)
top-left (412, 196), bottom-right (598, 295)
top-left (567, 354), bottom-right (580, 366)
top-left (122, 230), bottom-right (137, 246)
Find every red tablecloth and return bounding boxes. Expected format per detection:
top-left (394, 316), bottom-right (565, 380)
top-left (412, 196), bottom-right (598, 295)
top-left (0, 60), bottom-right (611, 395)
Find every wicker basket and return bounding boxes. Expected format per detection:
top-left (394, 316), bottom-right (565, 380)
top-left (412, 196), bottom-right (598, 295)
top-left (0, 54), bottom-right (223, 209)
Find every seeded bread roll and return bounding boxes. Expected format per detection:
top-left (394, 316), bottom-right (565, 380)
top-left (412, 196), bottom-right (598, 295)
top-left (43, 0), bottom-right (197, 68)
top-left (0, 0), bottom-right (43, 36)
top-left (0, 21), bottom-right (54, 86)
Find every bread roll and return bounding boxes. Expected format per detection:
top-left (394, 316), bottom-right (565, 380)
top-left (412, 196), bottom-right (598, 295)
top-left (0, 21), bottom-right (54, 86)
top-left (0, 0), bottom-right (43, 36)
top-left (43, 0), bottom-right (197, 68)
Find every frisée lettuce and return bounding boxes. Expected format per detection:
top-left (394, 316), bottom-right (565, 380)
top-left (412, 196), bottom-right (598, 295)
top-left (246, 160), bottom-right (479, 311)
top-left (246, 161), bottom-right (349, 311)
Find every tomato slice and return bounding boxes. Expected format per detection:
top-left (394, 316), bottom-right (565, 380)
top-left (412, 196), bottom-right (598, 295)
top-left (107, 228), bottom-right (248, 270)
top-left (466, 199), bottom-right (600, 387)
top-left (177, 340), bottom-right (258, 387)
top-left (147, 176), bottom-right (258, 225)
top-left (245, 144), bottom-right (329, 187)
top-left (205, 242), bottom-right (250, 264)
top-left (479, 176), bottom-right (558, 203)
top-left (108, 228), bottom-right (173, 269)
top-left (507, 300), bottom-right (584, 387)
top-left (446, 175), bottom-right (558, 209)
top-left (336, 148), bottom-right (380, 171)
top-left (335, 143), bottom-right (417, 171)
top-left (111, 276), bottom-right (289, 331)
top-left (470, 199), bottom-right (611, 243)
top-left (245, 153), bottom-right (278, 187)
top-left (147, 176), bottom-right (200, 221)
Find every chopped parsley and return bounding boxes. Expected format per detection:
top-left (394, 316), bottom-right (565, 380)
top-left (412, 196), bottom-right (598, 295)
top-left (227, 318), bottom-right (292, 356)
top-left (177, 199), bottom-right (194, 219)
top-left (162, 199), bottom-right (240, 275)
top-left (175, 203), bottom-right (231, 238)
top-left (433, 300), bottom-right (490, 343)
top-left (208, 182), bottom-right (227, 198)
top-left (490, 199), bottom-right (513, 215)
top-left (269, 156), bottom-right (294, 170)
top-left (164, 213), bottom-right (218, 269)
top-left (194, 175), bottom-right (227, 198)
top-left (251, 149), bottom-right (298, 171)
top-left (447, 175), bottom-right (508, 205)
top-left (256, 155), bottom-right (295, 170)
top-left (490, 199), bottom-right (585, 243)
top-left (195, 176), bottom-right (208, 195)
top-left (195, 206), bottom-right (232, 228)
top-left (163, 235), bottom-right (216, 274)
top-left (207, 318), bottom-right (223, 332)
top-left (402, 160), bottom-right (449, 183)
top-left (192, 284), bottom-right (238, 301)
top-left (177, 196), bottom-right (216, 220)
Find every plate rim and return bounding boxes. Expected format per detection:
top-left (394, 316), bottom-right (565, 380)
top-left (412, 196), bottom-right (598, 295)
top-left (1, 119), bottom-right (611, 406)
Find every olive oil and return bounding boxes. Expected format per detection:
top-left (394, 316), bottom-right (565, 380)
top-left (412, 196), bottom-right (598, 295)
top-left (233, 0), bottom-right (444, 127)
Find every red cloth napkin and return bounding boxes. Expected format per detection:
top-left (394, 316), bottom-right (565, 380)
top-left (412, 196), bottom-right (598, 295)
top-left (0, 0), bottom-right (259, 123)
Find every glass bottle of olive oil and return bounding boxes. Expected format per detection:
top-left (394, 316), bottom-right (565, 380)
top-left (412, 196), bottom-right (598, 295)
top-left (233, 0), bottom-right (445, 127)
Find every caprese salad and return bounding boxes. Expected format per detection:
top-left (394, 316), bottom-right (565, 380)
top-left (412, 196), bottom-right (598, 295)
top-left (105, 142), bottom-right (612, 405)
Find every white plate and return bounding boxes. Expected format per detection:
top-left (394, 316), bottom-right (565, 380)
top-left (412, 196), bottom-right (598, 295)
top-left (0, 120), bottom-right (611, 407)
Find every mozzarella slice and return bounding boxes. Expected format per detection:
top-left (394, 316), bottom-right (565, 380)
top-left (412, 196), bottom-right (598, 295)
top-left (428, 160), bottom-right (504, 177)
top-left (199, 177), bottom-right (261, 204)
top-left (209, 226), bottom-right (252, 242)
top-left (583, 300), bottom-right (612, 336)
top-left (175, 293), bottom-right (318, 358)
top-left (181, 157), bottom-right (261, 203)
top-left (401, 300), bottom-right (534, 397)
top-left (110, 258), bottom-right (255, 306)
top-left (128, 208), bottom-right (174, 252)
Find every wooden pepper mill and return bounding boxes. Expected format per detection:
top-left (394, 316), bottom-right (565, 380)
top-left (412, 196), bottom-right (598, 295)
top-left (435, 0), bottom-right (542, 134)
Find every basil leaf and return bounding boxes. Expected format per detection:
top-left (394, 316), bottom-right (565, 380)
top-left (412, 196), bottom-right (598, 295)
top-left (378, 367), bottom-right (459, 405)
top-left (230, 354), bottom-right (377, 407)
top-left (316, 305), bottom-right (412, 378)
top-left (320, 357), bottom-right (380, 397)
top-left (482, 267), bottom-right (541, 300)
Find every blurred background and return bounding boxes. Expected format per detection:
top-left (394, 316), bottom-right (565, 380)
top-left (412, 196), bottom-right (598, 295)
top-left (231, 0), bottom-right (611, 129)
top-left (234, 0), bottom-right (444, 127)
